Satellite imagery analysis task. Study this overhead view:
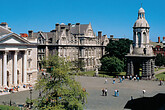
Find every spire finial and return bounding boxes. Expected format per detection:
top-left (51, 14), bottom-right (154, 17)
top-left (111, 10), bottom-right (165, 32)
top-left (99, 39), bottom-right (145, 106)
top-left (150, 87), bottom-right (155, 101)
top-left (141, 3), bottom-right (142, 8)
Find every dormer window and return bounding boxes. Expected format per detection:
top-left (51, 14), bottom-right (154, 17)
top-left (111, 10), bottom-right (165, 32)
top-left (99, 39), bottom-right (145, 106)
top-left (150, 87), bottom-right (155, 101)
top-left (48, 38), bottom-right (52, 43)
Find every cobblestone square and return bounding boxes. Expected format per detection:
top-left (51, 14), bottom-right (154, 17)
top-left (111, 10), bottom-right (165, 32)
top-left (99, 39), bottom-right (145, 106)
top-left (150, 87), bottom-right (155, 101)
top-left (0, 76), bottom-right (165, 110)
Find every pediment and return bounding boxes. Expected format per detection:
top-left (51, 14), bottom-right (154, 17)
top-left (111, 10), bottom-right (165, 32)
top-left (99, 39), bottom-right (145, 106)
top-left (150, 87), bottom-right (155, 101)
top-left (0, 33), bottom-right (30, 44)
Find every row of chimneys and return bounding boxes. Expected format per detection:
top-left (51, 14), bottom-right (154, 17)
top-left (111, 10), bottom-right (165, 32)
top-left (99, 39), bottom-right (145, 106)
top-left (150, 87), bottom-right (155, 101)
top-left (27, 23), bottom-right (111, 38)
top-left (158, 36), bottom-right (165, 43)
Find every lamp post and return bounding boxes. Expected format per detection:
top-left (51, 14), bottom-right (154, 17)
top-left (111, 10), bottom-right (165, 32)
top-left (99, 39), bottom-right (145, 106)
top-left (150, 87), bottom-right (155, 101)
top-left (29, 88), bottom-right (32, 109)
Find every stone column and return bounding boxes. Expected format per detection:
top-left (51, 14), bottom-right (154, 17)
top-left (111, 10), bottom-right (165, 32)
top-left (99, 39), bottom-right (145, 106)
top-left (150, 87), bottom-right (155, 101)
top-left (3, 51), bottom-right (8, 87)
top-left (130, 60), bottom-right (134, 76)
top-left (23, 50), bottom-right (27, 84)
top-left (127, 60), bottom-right (130, 75)
top-left (147, 59), bottom-right (151, 78)
top-left (14, 50), bottom-right (18, 86)
top-left (151, 59), bottom-right (155, 76)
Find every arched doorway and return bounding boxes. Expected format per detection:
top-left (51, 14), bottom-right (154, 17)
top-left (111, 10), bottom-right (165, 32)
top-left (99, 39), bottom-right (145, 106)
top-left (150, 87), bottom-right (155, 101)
top-left (7, 71), bottom-right (9, 86)
top-left (17, 70), bottom-right (19, 84)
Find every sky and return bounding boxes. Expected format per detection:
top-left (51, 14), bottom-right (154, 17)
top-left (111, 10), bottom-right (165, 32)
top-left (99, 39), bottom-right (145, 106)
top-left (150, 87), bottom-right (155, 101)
top-left (0, 0), bottom-right (165, 42)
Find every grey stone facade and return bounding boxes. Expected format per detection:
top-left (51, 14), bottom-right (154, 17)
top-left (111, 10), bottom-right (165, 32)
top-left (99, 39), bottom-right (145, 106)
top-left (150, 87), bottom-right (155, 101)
top-left (125, 7), bottom-right (155, 79)
top-left (28, 23), bottom-right (109, 71)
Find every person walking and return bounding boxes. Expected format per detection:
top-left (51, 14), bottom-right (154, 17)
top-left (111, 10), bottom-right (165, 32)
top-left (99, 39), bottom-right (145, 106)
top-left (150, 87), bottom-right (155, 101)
top-left (102, 88), bottom-right (105, 96)
top-left (114, 89), bottom-right (117, 97)
top-left (104, 88), bottom-right (108, 96)
top-left (105, 78), bottom-right (108, 84)
top-left (142, 89), bottom-right (146, 97)
top-left (113, 78), bottom-right (116, 84)
top-left (120, 77), bottom-right (122, 83)
top-left (117, 90), bottom-right (119, 97)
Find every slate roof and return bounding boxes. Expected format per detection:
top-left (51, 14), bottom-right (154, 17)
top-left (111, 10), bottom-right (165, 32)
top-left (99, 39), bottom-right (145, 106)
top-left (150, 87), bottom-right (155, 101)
top-left (150, 41), bottom-right (163, 48)
top-left (70, 24), bottom-right (89, 35)
top-left (0, 26), bottom-right (12, 36)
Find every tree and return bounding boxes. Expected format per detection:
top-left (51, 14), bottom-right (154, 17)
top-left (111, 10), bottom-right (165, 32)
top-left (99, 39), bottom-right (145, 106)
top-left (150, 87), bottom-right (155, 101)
top-left (105, 39), bottom-right (133, 60)
top-left (72, 59), bottom-right (85, 72)
top-left (34, 55), bottom-right (87, 110)
top-left (101, 56), bottom-right (124, 73)
top-left (155, 54), bottom-right (165, 67)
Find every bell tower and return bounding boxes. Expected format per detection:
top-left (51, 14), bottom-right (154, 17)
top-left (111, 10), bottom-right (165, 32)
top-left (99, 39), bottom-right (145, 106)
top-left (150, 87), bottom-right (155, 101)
top-left (126, 7), bottom-right (155, 79)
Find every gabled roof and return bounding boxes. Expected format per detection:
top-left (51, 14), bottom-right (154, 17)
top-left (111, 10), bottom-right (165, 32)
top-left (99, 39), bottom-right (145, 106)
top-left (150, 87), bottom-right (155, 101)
top-left (0, 33), bottom-right (30, 44)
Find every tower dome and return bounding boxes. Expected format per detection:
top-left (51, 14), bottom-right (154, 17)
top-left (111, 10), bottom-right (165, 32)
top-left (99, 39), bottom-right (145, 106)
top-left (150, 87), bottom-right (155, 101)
top-left (138, 7), bottom-right (145, 14)
top-left (134, 7), bottom-right (149, 28)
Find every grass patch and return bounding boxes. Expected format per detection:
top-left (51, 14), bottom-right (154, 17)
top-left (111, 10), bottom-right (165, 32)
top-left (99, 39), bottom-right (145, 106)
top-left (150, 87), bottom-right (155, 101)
top-left (155, 72), bottom-right (165, 81)
top-left (0, 105), bottom-right (20, 110)
top-left (154, 68), bottom-right (165, 71)
top-left (76, 71), bottom-right (126, 78)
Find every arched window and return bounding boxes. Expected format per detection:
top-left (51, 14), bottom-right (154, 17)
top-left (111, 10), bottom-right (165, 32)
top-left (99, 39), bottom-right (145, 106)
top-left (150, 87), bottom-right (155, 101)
top-left (143, 32), bottom-right (146, 44)
top-left (137, 32), bottom-right (141, 47)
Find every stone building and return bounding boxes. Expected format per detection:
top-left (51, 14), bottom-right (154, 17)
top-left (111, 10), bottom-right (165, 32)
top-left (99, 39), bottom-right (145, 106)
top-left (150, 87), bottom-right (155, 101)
top-left (28, 23), bottom-right (109, 71)
top-left (125, 7), bottom-right (155, 79)
top-left (0, 22), bottom-right (38, 88)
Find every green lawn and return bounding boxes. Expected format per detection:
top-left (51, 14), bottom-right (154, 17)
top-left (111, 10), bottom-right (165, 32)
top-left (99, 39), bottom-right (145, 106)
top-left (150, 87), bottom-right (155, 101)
top-left (76, 71), bottom-right (126, 78)
top-left (0, 105), bottom-right (20, 110)
top-left (154, 68), bottom-right (165, 71)
top-left (155, 72), bottom-right (165, 81)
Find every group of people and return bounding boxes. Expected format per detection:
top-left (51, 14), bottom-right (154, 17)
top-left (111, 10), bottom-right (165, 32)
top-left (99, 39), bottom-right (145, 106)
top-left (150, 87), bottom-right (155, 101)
top-left (102, 88), bottom-right (108, 96)
top-left (127, 75), bottom-right (140, 81)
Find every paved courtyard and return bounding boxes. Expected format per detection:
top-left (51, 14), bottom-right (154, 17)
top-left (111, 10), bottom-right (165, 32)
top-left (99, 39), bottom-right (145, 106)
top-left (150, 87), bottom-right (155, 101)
top-left (0, 76), bottom-right (165, 110)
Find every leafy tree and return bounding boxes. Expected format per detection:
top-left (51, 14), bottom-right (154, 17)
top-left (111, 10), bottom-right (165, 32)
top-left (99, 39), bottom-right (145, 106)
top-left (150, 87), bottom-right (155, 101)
top-left (72, 59), bottom-right (85, 72)
top-left (105, 39), bottom-right (133, 60)
top-left (34, 55), bottom-right (87, 110)
top-left (155, 54), bottom-right (165, 67)
top-left (101, 56), bottom-right (124, 73)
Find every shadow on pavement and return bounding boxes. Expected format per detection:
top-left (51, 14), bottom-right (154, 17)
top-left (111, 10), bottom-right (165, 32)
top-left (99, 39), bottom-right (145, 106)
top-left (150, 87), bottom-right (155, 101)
top-left (124, 93), bottom-right (165, 110)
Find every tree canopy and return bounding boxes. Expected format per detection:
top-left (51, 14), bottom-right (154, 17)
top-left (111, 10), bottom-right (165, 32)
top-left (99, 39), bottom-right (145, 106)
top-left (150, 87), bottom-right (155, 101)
top-left (105, 39), bottom-right (133, 60)
top-left (101, 56), bottom-right (124, 73)
top-left (100, 39), bottom-right (132, 73)
top-left (34, 55), bottom-right (87, 110)
top-left (155, 53), bottom-right (165, 67)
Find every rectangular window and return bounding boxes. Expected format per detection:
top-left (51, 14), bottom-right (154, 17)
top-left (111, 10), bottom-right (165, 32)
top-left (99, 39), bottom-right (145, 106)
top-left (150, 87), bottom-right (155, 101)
top-left (28, 51), bottom-right (31, 55)
top-left (28, 75), bottom-right (30, 81)
top-left (28, 61), bottom-right (31, 68)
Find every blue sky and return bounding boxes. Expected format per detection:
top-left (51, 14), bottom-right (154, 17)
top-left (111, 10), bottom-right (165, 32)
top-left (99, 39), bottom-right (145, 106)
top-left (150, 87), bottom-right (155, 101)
top-left (0, 0), bottom-right (165, 42)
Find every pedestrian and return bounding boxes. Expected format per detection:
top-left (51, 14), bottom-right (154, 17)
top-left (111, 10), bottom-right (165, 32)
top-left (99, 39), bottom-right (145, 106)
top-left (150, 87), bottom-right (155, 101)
top-left (160, 80), bottom-right (163, 86)
top-left (130, 75), bottom-right (132, 80)
top-left (142, 89), bottom-right (146, 97)
top-left (113, 78), bottom-right (116, 84)
top-left (131, 96), bottom-right (133, 100)
top-left (102, 88), bottom-right (105, 96)
top-left (105, 78), bottom-right (108, 84)
top-left (104, 88), bottom-right (108, 96)
top-left (117, 90), bottom-right (119, 97)
top-left (137, 76), bottom-right (140, 81)
top-left (120, 77), bottom-right (122, 83)
top-left (122, 76), bottom-right (125, 81)
top-left (114, 89), bottom-right (117, 97)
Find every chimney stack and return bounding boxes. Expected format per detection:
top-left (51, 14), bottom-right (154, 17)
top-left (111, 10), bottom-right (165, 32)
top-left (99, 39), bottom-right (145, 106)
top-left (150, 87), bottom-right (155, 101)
top-left (158, 36), bottom-right (160, 43)
top-left (55, 23), bottom-right (60, 32)
top-left (163, 37), bottom-right (165, 41)
top-left (76, 23), bottom-right (80, 34)
top-left (110, 35), bottom-right (114, 39)
top-left (28, 30), bottom-right (33, 37)
top-left (98, 31), bottom-right (102, 38)
top-left (68, 23), bottom-right (71, 30)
